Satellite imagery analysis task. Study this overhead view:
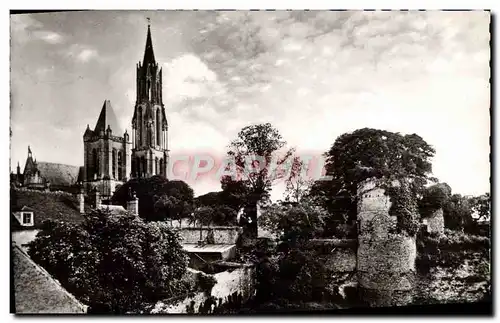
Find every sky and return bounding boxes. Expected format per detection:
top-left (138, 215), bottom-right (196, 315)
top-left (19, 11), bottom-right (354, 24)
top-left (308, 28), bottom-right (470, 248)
top-left (10, 10), bottom-right (490, 201)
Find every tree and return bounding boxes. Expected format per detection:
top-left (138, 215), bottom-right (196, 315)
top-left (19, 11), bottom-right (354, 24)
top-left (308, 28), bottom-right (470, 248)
top-left (419, 182), bottom-right (452, 217)
top-left (221, 123), bottom-right (294, 237)
top-left (309, 128), bottom-right (436, 237)
top-left (111, 176), bottom-right (194, 222)
top-left (470, 193), bottom-right (491, 221)
top-left (255, 202), bottom-right (329, 304)
top-left (27, 209), bottom-right (189, 313)
top-left (283, 156), bottom-right (313, 204)
top-left (259, 202), bottom-right (326, 246)
top-left (443, 194), bottom-right (474, 231)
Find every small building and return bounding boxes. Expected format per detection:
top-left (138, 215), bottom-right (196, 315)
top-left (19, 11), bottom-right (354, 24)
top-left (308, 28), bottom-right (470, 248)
top-left (12, 243), bottom-right (87, 314)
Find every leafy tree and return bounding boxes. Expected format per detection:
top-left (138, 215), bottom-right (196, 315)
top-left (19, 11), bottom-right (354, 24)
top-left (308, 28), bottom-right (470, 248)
top-left (255, 203), bottom-right (328, 305)
top-left (259, 202), bottom-right (326, 246)
top-left (27, 209), bottom-right (189, 313)
top-left (283, 156), bottom-right (313, 204)
top-left (470, 193), bottom-right (491, 221)
top-left (111, 176), bottom-right (194, 222)
top-left (419, 182), bottom-right (452, 217)
top-left (443, 194), bottom-right (474, 231)
top-left (221, 123), bottom-right (294, 237)
top-left (309, 128), bottom-right (436, 237)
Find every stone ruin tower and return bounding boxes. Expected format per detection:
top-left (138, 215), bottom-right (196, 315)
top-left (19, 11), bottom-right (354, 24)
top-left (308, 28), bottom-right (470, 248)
top-left (356, 178), bottom-right (417, 307)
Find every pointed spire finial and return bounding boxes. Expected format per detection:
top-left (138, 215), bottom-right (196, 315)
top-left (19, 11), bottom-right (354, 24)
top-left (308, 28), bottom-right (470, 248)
top-left (147, 17), bottom-right (151, 27)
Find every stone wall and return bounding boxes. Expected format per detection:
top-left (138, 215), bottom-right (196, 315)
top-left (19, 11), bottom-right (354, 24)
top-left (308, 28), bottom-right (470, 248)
top-left (415, 251), bottom-right (490, 304)
top-left (426, 208), bottom-right (444, 235)
top-left (151, 263), bottom-right (255, 314)
top-left (306, 239), bottom-right (358, 307)
top-left (176, 226), bottom-right (242, 245)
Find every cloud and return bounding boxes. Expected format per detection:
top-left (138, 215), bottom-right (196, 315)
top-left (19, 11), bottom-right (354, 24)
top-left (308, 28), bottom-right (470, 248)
top-left (33, 30), bottom-right (64, 44)
top-left (63, 44), bottom-right (99, 62)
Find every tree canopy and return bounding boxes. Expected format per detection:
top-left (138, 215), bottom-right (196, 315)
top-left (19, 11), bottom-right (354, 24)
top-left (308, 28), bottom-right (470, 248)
top-left (111, 176), bottom-right (194, 222)
top-left (309, 128), bottom-right (436, 236)
top-left (221, 123), bottom-right (294, 236)
top-left (27, 209), bottom-right (189, 313)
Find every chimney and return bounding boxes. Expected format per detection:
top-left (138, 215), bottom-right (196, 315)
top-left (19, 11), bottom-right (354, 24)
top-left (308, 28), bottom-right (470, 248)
top-left (78, 188), bottom-right (85, 214)
top-left (127, 192), bottom-right (139, 216)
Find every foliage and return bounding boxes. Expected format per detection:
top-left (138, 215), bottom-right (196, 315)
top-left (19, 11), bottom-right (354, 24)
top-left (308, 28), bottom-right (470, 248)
top-left (470, 193), bottom-right (491, 221)
top-left (442, 194), bottom-right (475, 232)
top-left (259, 202), bottom-right (326, 246)
top-left (254, 203), bottom-right (330, 305)
top-left (111, 176), bottom-right (194, 222)
top-left (416, 228), bottom-right (490, 273)
top-left (194, 193), bottom-right (239, 226)
top-left (221, 123), bottom-right (294, 236)
top-left (419, 183), bottom-right (452, 217)
top-left (27, 209), bottom-right (189, 313)
top-left (385, 180), bottom-right (420, 237)
top-left (283, 156), bottom-right (314, 203)
top-left (309, 128), bottom-right (435, 234)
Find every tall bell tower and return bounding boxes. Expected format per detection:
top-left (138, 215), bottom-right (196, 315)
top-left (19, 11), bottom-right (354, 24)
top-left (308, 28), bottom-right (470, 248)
top-left (131, 22), bottom-right (169, 178)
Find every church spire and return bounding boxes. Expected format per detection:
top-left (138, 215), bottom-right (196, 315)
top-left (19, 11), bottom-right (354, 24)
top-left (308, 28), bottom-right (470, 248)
top-left (143, 21), bottom-right (156, 65)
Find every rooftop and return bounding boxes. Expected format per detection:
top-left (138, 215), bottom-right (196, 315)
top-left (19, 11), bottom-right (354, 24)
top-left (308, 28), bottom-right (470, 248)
top-left (12, 243), bottom-right (87, 314)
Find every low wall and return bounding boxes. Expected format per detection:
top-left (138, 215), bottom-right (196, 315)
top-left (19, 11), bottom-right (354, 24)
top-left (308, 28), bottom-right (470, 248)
top-left (176, 226), bottom-right (242, 245)
top-left (415, 251), bottom-right (490, 305)
top-left (306, 239), bottom-right (358, 307)
top-left (151, 263), bottom-right (256, 314)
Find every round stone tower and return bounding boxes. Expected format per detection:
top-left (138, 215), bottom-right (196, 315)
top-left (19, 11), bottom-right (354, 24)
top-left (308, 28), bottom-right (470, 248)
top-left (356, 178), bottom-right (416, 307)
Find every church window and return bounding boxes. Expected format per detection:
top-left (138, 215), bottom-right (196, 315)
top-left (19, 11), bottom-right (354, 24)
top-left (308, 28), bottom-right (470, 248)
top-left (92, 149), bottom-right (98, 179)
top-left (159, 158), bottom-right (164, 177)
top-left (138, 107), bottom-right (143, 147)
top-left (155, 157), bottom-right (158, 175)
top-left (156, 109), bottom-right (161, 147)
top-left (112, 149), bottom-right (117, 179)
top-left (117, 151), bottom-right (123, 181)
top-left (141, 156), bottom-right (146, 177)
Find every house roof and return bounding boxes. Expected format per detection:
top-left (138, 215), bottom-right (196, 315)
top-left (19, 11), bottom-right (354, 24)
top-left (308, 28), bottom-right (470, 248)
top-left (11, 188), bottom-right (85, 229)
top-left (12, 243), bottom-right (87, 314)
top-left (94, 100), bottom-right (123, 135)
top-left (36, 162), bottom-right (81, 187)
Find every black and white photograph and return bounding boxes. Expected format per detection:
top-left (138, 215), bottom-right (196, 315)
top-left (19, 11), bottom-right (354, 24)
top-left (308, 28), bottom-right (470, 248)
top-left (9, 9), bottom-right (491, 315)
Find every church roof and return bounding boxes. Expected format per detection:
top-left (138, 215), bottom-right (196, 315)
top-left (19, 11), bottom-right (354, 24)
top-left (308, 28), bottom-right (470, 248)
top-left (12, 243), bottom-right (87, 314)
top-left (94, 100), bottom-right (123, 135)
top-left (36, 162), bottom-right (80, 187)
top-left (143, 24), bottom-right (156, 65)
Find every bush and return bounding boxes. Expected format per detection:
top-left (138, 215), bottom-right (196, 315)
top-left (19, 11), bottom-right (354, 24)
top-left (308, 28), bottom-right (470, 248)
top-left (416, 228), bottom-right (490, 272)
top-left (27, 209), bottom-right (189, 313)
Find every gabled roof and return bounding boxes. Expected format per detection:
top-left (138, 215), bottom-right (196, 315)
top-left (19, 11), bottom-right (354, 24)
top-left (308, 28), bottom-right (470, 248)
top-left (11, 188), bottom-right (85, 229)
top-left (12, 243), bottom-right (87, 314)
top-left (36, 162), bottom-right (80, 187)
top-left (94, 100), bottom-right (123, 135)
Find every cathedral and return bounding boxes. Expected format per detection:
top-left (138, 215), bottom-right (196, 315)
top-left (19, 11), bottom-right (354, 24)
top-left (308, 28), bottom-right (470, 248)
top-left (83, 23), bottom-right (169, 198)
top-left (12, 24), bottom-right (169, 199)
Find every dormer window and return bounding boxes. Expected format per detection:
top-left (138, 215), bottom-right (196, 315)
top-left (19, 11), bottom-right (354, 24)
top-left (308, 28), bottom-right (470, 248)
top-left (21, 212), bottom-right (34, 226)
